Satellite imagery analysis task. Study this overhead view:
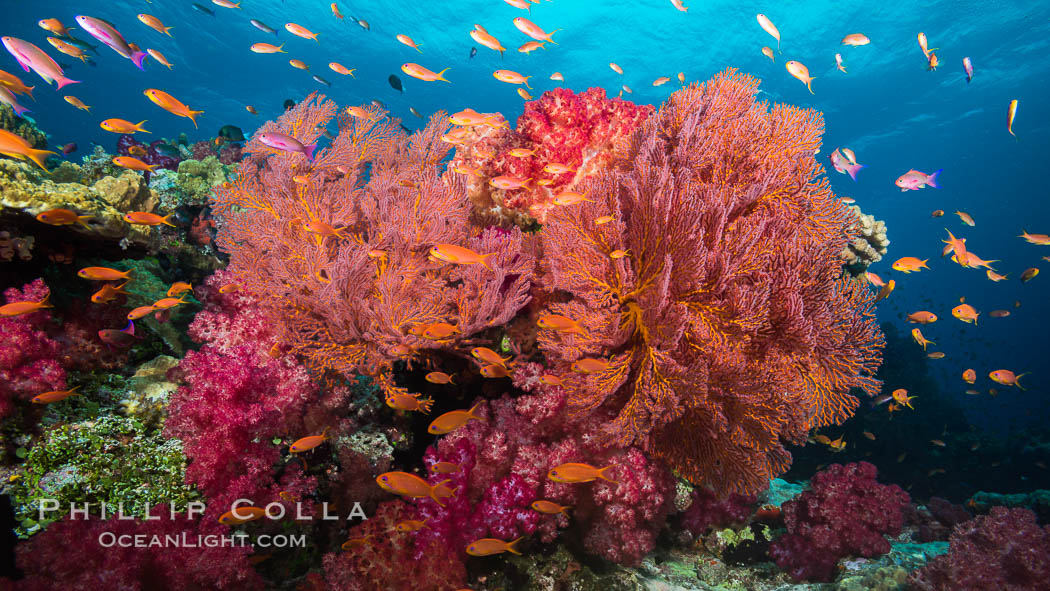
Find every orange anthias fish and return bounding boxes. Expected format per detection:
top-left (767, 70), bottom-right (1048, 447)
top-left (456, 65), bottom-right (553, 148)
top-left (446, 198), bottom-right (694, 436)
top-left (32, 386), bottom-right (81, 404)
top-left (955, 210), bottom-right (975, 226)
top-left (1018, 230), bottom-right (1050, 245)
top-left (571, 358), bottom-right (611, 374)
top-left (101, 118), bottom-right (149, 134)
top-left (46, 37), bottom-right (89, 63)
top-left (124, 211), bottom-right (176, 226)
top-left (952, 304), bottom-right (979, 325)
top-left (138, 14), bottom-right (173, 36)
top-left (341, 536), bottom-right (371, 551)
top-left (951, 251), bottom-right (997, 271)
top-left (911, 327), bottom-right (934, 350)
top-left (290, 427), bottom-right (329, 452)
top-left (917, 32), bottom-right (937, 58)
top-left (943, 229), bottom-right (968, 267)
top-left (152, 295), bottom-right (186, 310)
top-left (91, 281), bottom-right (129, 304)
top-left (874, 279), bottom-right (895, 302)
top-left (401, 63), bottom-right (449, 82)
top-left (471, 26), bottom-right (507, 57)
top-left (537, 313), bottom-right (587, 335)
top-left (113, 157), bottom-right (157, 172)
top-left (329, 62), bottom-right (356, 77)
top-left (906, 311), bottom-right (937, 324)
top-left (386, 393), bottom-right (435, 413)
top-left (147, 49), bottom-right (173, 69)
top-left (471, 347), bottom-right (512, 368)
top-left (396, 34), bottom-right (423, 52)
top-left (1021, 268), bottom-right (1039, 283)
top-left (0, 69), bottom-right (36, 98)
top-left (144, 89), bottom-right (204, 129)
top-left (518, 41), bottom-right (545, 54)
top-left (490, 175), bottom-right (531, 190)
top-left (127, 305), bottom-right (156, 320)
top-left (785, 61), bottom-right (815, 94)
top-left (395, 519), bottom-right (427, 532)
top-left (424, 371), bottom-right (455, 385)
top-left (548, 462), bottom-right (618, 483)
top-left (931, 209), bottom-right (944, 217)
top-left (479, 364), bottom-right (510, 378)
top-left (430, 244), bottom-right (494, 269)
top-left (493, 69), bottom-right (532, 88)
top-left (429, 462), bottom-right (460, 474)
top-left (927, 52), bottom-right (939, 71)
top-left (289, 59), bottom-right (310, 70)
top-left (989, 309), bottom-right (1010, 318)
top-left (892, 257), bottom-right (929, 273)
top-left (986, 270), bottom-right (1009, 282)
top-left (377, 471), bottom-right (447, 504)
top-left (892, 388), bottom-right (916, 409)
top-left (38, 18), bottom-right (74, 37)
top-left (421, 322), bottom-right (460, 340)
top-left (466, 537), bottom-right (522, 556)
top-left (331, 3), bottom-right (344, 19)
top-left (428, 403), bottom-right (485, 435)
top-left (531, 500), bottom-right (571, 516)
top-left (761, 46), bottom-right (775, 61)
top-left (756, 14), bottom-right (780, 51)
top-left (927, 352), bottom-right (946, 359)
top-left (285, 23), bottom-right (319, 42)
top-left (989, 369), bottom-right (1028, 390)
top-left (962, 369), bottom-right (976, 384)
top-left (36, 208), bottom-right (91, 229)
top-left (513, 17), bottom-right (560, 44)
top-left (1007, 99), bottom-right (1019, 137)
top-left (250, 43), bottom-right (286, 54)
top-left (539, 374), bottom-right (567, 386)
top-left (0, 294), bottom-right (51, 317)
top-left (841, 33), bottom-right (870, 46)
top-left (553, 190), bottom-right (592, 206)
top-left (0, 129), bottom-right (56, 170)
top-left (167, 282), bottom-right (192, 297)
top-left (866, 272), bottom-right (885, 287)
top-left (218, 507), bottom-right (265, 526)
top-left (78, 266), bottom-right (131, 281)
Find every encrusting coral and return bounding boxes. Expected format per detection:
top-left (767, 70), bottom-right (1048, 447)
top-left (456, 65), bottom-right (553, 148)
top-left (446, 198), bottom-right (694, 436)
top-left (840, 203), bottom-right (889, 276)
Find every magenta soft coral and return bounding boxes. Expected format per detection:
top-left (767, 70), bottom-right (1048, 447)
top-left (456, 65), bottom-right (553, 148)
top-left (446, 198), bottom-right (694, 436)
top-left (0, 279), bottom-right (65, 419)
top-left (910, 506), bottom-right (1050, 591)
top-left (679, 488), bottom-right (757, 538)
top-left (410, 369), bottom-right (676, 566)
top-left (769, 461), bottom-right (910, 582)
top-left (11, 505), bottom-right (262, 591)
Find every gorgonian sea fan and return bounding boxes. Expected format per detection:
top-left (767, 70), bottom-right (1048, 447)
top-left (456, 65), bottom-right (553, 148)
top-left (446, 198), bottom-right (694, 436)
top-left (211, 93), bottom-right (534, 399)
top-left (536, 69), bottom-right (884, 495)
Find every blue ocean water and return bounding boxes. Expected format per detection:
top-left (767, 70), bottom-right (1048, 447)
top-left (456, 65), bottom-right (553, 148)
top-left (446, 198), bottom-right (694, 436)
top-left (3, 0), bottom-right (1047, 432)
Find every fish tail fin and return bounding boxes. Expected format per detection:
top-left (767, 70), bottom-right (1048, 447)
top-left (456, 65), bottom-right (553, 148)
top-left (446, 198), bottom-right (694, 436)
top-left (477, 252), bottom-right (494, 270)
top-left (26, 148), bottom-right (57, 171)
top-left (12, 103), bottom-right (30, 117)
top-left (24, 86), bottom-right (35, 101)
top-left (131, 50), bottom-right (148, 70)
top-left (136, 120), bottom-right (150, 133)
top-left (506, 537), bottom-right (523, 555)
top-left (162, 214), bottom-right (177, 228)
top-left (70, 386), bottom-right (83, 396)
top-left (547, 29), bottom-right (561, 44)
top-left (467, 402), bottom-right (485, 421)
top-left (524, 76), bottom-right (532, 89)
top-left (278, 44), bottom-right (286, 53)
top-left (303, 143), bottom-right (318, 162)
top-left (188, 110), bottom-right (204, 129)
top-left (165, 27), bottom-right (174, 36)
top-left (927, 169), bottom-right (942, 188)
top-left (76, 215), bottom-right (92, 229)
top-left (55, 76), bottom-right (80, 90)
top-left (920, 259), bottom-right (929, 268)
top-left (114, 280), bottom-right (131, 294)
top-left (314, 34), bottom-right (320, 43)
top-left (39, 293), bottom-right (53, 309)
top-left (597, 464), bottom-right (619, 483)
top-left (419, 396), bottom-right (434, 414)
top-left (120, 269), bottom-right (134, 280)
top-left (415, 45), bottom-right (423, 53)
top-left (846, 163), bottom-right (866, 182)
top-left (806, 77), bottom-right (816, 94)
top-left (122, 319), bottom-right (136, 335)
top-left (1016, 373), bottom-right (1029, 391)
top-left (437, 67), bottom-right (451, 82)
top-left (429, 479), bottom-right (451, 506)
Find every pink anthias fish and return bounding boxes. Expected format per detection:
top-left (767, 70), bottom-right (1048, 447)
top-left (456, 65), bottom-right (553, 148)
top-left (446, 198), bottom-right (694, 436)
top-left (1, 36), bottom-right (80, 89)
top-left (258, 132), bottom-right (317, 161)
top-left (895, 168), bottom-right (942, 191)
top-left (75, 15), bottom-right (148, 70)
top-left (829, 148), bottom-right (865, 181)
top-left (962, 57), bottom-right (974, 84)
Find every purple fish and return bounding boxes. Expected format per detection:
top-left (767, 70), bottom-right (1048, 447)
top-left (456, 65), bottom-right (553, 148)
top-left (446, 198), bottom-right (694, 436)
top-left (1, 36), bottom-right (80, 89)
top-left (0, 85), bottom-right (30, 117)
top-left (74, 16), bottom-right (147, 70)
top-left (61, 142), bottom-right (77, 155)
top-left (258, 132), bottom-right (317, 161)
top-left (829, 148), bottom-right (865, 182)
top-left (98, 319), bottom-right (137, 347)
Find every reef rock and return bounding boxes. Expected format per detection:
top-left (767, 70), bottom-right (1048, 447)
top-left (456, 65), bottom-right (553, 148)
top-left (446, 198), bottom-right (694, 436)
top-left (841, 204), bottom-right (889, 276)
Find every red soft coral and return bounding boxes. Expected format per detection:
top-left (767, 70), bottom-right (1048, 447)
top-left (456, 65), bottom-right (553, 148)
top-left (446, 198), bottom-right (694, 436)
top-left (910, 506), bottom-right (1050, 591)
top-left (0, 279), bottom-right (65, 419)
top-left (769, 461), bottom-right (910, 582)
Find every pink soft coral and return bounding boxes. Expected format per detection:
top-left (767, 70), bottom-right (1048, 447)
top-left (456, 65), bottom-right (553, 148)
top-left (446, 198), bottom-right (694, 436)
top-left (0, 279), bottom-right (65, 419)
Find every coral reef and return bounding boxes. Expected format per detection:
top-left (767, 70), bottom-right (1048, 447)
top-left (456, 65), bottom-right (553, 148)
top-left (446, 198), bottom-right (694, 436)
top-left (0, 104), bottom-right (47, 149)
top-left (7, 414), bottom-right (195, 537)
top-left (0, 158), bottom-right (154, 243)
top-left (904, 496), bottom-right (971, 542)
top-left (0, 279), bottom-right (65, 421)
top-left (120, 355), bottom-right (180, 428)
top-left (840, 204), bottom-right (889, 276)
top-left (969, 489), bottom-right (1050, 523)
top-left (769, 462), bottom-right (911, 582)
top-left (909, 506), bottom-right (1050, 590)
top-left (679, 488), bottom-right (756, 538)
top-left (149, 156), bottom-right (230, 210)
top-left (448, 87), bottom-right (653, 225)
top-left (9, 504), bottom-right (263, 591)
top-left (536, 69), bottom-right (884, 495)
top-left (116, 135), bottom-right (182, 171)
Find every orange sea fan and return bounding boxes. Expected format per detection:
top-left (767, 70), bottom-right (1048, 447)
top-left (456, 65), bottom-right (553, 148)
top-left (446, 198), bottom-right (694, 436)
top-left (536, 70), bottom-right (883, 495)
